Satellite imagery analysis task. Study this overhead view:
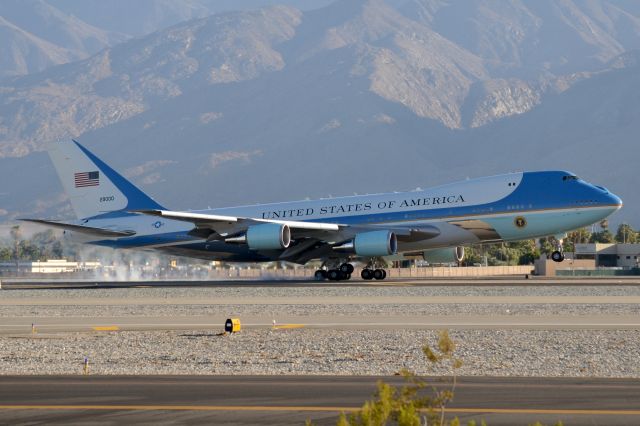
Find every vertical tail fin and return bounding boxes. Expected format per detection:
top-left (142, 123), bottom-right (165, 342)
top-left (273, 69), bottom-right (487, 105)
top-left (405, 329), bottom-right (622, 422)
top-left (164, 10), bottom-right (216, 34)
top-left (48, 139), bottom-right (165, 219)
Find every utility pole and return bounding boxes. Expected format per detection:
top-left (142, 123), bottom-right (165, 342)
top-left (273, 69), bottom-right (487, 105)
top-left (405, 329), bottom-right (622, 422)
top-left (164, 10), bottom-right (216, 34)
top-left (11, 225), bottom-right (20, 274)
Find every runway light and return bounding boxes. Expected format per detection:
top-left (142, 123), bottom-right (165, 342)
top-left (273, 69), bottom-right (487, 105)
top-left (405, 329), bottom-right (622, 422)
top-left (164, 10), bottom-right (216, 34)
top-left (83, 357), bottom-right (89, 376)
top-left (225, 318), bottom-right (241, 333)
top-left (31, 323), bottom-right (36, 335)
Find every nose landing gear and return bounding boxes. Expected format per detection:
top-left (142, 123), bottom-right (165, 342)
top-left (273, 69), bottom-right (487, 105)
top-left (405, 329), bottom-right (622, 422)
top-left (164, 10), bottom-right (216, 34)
top-left (551, 251), bottom-right (565, 262)
top-left (551, 238), bottom-right (565, 263)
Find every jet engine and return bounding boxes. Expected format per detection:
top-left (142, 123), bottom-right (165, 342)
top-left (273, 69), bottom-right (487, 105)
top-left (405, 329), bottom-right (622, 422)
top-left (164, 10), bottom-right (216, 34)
top-left (422, 247), bottom-right (464, 264)
top-left (245, 223), bottom-right (291, 250)
top-left (334, 230), bottom-right (397, 257)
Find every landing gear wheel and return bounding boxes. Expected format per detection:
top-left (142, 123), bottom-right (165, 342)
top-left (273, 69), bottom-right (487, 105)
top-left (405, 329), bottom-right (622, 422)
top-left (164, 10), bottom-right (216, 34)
top-left (381, 269), bottom-right (387, 279)
top-left (327, 269), bottom-right (340, 281)
top-left (373, 269), bottom-right (385, 280)
top-left (314, 270), bottom-right (327, 281)
top-left (361, 269), bottom-right (373, 280)
top-left (551, 251), bottom-right (565, 263)
top-left (339, 263), bottom-right (355, 274)
top-left (344, 273), bottom-right (351, 280)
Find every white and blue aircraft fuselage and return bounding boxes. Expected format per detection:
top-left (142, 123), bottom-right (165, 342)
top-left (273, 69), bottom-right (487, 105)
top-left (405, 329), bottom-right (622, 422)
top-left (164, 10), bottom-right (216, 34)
top-left (25, 140), bottom-right (623, 280)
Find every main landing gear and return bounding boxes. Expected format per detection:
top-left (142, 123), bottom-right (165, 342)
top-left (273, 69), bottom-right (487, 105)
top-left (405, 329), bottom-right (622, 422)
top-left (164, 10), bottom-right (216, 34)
top-left (360, 268), bottom-right (386, 280)
top-left (314, 260), bottom-right (388, 281)
top-left (360, 259), bottom-right (388, 281)
top-left (315, 262), bottom-right (354, 281)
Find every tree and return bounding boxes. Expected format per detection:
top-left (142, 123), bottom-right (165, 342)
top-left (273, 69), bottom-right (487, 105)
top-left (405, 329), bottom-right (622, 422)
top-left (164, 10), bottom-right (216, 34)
top-left (0, 247), bottom-right (12, 261)
top-left (590, 230), bottom-right (614, 244)
top-left (509, 240), bottom-right (539, 265)
top-left (464, 241), bottom-right (540, 266)
top-left (461, 246), bottom-right (484, 266)
top-left (539, 237), bottom-right (555, 256)
top-left (615, 224), bottom-right (637, 244)
top-left (568, 228), bottom-right (592, 244)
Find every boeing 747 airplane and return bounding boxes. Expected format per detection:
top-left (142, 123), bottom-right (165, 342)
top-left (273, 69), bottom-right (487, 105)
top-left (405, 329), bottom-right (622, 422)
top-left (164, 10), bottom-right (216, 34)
top-left (24, 140), bottom-right (622, 281)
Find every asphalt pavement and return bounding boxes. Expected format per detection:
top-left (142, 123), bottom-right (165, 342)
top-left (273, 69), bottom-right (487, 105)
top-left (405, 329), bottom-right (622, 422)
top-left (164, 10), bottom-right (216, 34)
top-left (3, 277), bottom-right (640, 289)
top-left (0, 375), bottom-right (639, 425)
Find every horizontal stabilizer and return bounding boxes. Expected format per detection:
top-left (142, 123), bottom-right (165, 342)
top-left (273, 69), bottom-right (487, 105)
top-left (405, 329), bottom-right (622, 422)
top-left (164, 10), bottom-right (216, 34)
top-left (20, 219), bottom-right (136, 237)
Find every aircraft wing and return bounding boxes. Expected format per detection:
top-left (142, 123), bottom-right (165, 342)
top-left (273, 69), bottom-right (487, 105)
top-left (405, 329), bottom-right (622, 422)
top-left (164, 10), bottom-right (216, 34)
top-left (134, 209), bottom-right (440, 240)
top-left (133, 209), bottom-right (441, 263)
top-left (21, 219), bottom-right (137, 237)
top-left (133, 209), bottom-right (341, 237)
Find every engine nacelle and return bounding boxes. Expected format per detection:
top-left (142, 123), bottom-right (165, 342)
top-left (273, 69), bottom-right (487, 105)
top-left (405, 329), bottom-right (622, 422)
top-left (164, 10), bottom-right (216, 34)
top-left (352, 230), bottom-right (397, 256)
top-left (422, 247), bottom-right (464, 264)
top-left (246, 223), bottom-right (291, 250)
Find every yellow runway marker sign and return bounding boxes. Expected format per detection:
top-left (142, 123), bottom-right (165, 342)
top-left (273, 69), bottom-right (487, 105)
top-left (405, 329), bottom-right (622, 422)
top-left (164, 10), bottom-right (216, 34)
top-left (273, 324), bottom-right (305, 330)
top-left (92, 326), bottom-right (120, 331)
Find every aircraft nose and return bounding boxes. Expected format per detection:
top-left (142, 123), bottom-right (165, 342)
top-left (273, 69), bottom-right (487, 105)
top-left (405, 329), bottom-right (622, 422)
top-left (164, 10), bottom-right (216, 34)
top-left (608, 192), bottom-right (623, 210)
top-left (593, 185), bottom-right (623, 210)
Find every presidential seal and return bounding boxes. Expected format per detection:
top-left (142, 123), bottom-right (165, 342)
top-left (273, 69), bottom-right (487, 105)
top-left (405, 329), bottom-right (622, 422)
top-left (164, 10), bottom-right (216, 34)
top-left (514, 216), bottom-right (527, 229)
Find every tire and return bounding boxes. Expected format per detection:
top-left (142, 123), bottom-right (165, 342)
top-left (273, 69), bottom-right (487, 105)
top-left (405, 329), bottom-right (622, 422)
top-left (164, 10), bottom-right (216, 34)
top-left (340, 263), bottom-right (355, 274)
top-left (344, 273), bottom-right (351, 280)
top-left (361, 269), bottom-right (373, 280)
top-left (373, 269), bottom-right (384, 280)
top-left (327, 269), bottom-right (340, 281)
top-left (381, 269), bottom-right (387, 280)
top-left (551, 251), bottom-right (564, 263)
top-left (314, 270), bottom-right (327, 281)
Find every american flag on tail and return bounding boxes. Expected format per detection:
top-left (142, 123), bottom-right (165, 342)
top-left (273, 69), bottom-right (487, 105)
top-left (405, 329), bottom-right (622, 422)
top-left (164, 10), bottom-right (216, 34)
top-left (74, 171), bottom-right (100, 188)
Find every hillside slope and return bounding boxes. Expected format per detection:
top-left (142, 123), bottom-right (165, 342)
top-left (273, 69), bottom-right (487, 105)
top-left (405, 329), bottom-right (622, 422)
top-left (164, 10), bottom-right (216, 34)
top-left (0, 0), bottom-right (638, 226)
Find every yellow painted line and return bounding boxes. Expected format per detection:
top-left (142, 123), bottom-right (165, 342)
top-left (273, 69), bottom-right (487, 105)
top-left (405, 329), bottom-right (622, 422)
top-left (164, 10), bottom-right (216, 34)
top-left (273, 324), bottom-right (305, 329)
top-left (0, 405), bottom-right (639, 416)
top-left (0, 405), bottom-right (352, 412)
top-left (445, 408), bottom-right (640, 416)
top-left (91, 326), bottom-right (120, 331)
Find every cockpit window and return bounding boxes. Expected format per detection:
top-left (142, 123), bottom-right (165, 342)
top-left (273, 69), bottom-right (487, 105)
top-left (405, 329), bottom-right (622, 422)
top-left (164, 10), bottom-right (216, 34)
top-left (562, 175), bottom-right (579, 181)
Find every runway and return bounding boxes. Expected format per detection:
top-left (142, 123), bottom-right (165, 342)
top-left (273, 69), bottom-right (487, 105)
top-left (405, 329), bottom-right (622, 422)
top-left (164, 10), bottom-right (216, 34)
top-left (0, 375), bottom-right (638, 425)
top-left (3, 277), bottom-right (640, 289)
top-left (2, 279), bottom-right (639, 334)
top-left (2, 314), bottom-right (640, 334)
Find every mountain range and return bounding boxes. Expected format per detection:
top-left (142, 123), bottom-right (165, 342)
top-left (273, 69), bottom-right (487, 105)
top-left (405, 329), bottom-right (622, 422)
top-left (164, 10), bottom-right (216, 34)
top-left (0, 0), bottom-right (638, 227)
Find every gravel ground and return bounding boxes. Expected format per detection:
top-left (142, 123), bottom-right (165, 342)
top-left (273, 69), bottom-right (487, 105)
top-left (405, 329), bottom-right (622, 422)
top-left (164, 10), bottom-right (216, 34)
top-left (1, 285), bottom-right (638, 377)
top-left (1, 303), bottom-right (638, 318)
top-left (3, 285), bottom-right (640, 300)
top-left (0, 329), bottom-right (637, 377)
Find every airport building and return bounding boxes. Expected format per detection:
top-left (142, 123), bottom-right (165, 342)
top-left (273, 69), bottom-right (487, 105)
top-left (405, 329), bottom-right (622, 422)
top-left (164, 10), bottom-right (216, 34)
top-left (0, 259), bottom-right (101, 275)
top-left (574, 243), bottom-right (640, 268)
top-left (534, 244), bottom-right (640, 276)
